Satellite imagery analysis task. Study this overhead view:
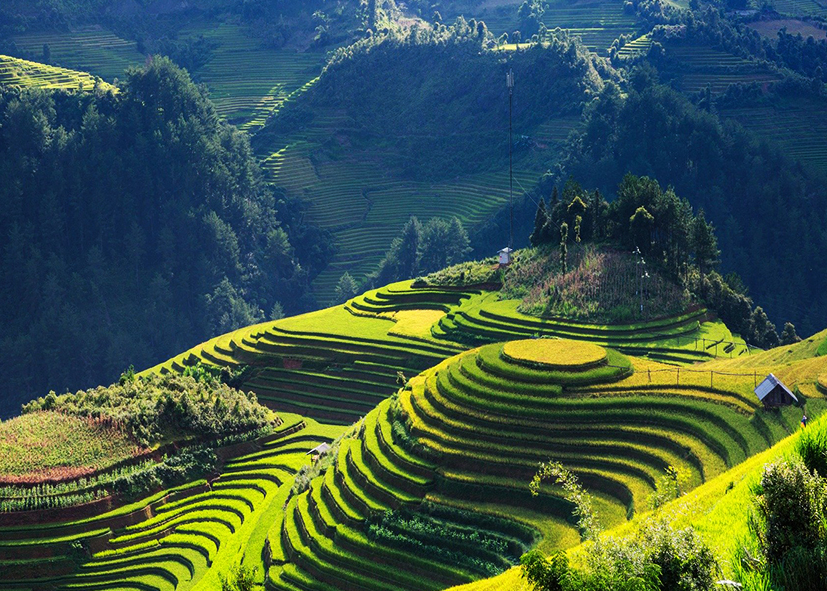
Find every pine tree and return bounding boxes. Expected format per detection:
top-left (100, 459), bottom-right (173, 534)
top-left (397, 216), bottom-right (422, 279)
top-left (560, 222), bottom-right (569, 274)
top-left (335, 272), bottom-right (359, 304)
top-left (541, 187), bottom-right (560, 243)
top-left (691, 210), bottom-right (720, 275)
top-left (630, 206), bottom-right (654, 253)
top-left (530, 198), bottom-right (547, 246)
top-left (590, 189), bottom-right (604, 240)
top-left (780, 322), bottom-right (801, 345)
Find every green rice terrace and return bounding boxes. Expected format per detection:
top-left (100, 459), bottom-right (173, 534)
top-left (660, 44), bottom-right (781, 95)
top-left (7, 26), bottom-right (144, 82)
top-left (260, 135), bottom-right (541, 299)
top-left (444, 0), bottom-right (640, 55)
top-left (720, 94), bottom-right (827, 176)
top-left (0, 55), bottom-right (112, 92)
top-left (6, 23), bottom-right (324, 129)
top-left (2, 266), bottom-right (827, 590)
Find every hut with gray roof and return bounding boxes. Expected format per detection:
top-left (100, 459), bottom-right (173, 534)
top-left (754, 374), bottom-right (798, 408)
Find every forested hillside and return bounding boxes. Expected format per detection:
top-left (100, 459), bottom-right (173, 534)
top-left (0, 57), bottom-right (332, 417)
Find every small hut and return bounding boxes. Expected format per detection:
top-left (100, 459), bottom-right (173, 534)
top-left (754, 373), bottom-right (798, 408)
top-left (307, 442), bottom-right (331, 463)
top-left (498, 247), bottom-right (513, 266)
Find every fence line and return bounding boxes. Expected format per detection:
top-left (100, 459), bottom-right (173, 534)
top-left (606, 364), bottom-right (763, 387)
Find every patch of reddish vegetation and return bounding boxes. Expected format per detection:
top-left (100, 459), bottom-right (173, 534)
top-left (0, 411), bottom-right (145, 485)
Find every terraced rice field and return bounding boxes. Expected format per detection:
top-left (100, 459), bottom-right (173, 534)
top-left (407, 289), bottom-right (751, 364)
top-left (0, 54), bottom-right (112, 91)
top-left (141, 284), bottom-right (477, 424)
top-left (458, 0), bottom-right (638, 55)
top-left (665, 45), bottom-right (781, 95)
top-left (532, 115), bottom-right (582, 146)
top-left (541, 0), bottom-right (639, 55)
top-left (9, 27), bottom-right (143, 82)
top-left (145, 279), bottom-right (759, 432)
top-left (0, 416), bottom-right (345, 591)
top-left (615, 34), bottom-right (652, 59)
top-left (720, 96), bottom-right (827, 175)
top-left (261, 138), bottom-right (540, 300)
top-left (177, 23), bottom-right (325, 129)
top-left (9, 23), bottom-right (323, 129)
top-left (766, 0), bottom-right (827, 17)
top-left (267, 338), bottom-right (801, 590)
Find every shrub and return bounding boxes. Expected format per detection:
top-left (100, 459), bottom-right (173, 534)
top-left (521, 520), bottom-right (716, 591)
top-left (749, 458), bottom-right (826, 564)
top-left (220, 563), bottom-right (258, 591)
top-left (22, 372), bottom-right (272, 447)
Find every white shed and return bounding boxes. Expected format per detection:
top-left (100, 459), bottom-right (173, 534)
top-left (498, 247), bottom-right (513, 266)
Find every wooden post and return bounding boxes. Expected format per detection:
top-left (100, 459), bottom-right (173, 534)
top-left (648, 368), bottom-right (651, 383)
top-left (754, 371), bottom-right (757, 388)
top-left (710, 371), bottom-right (713, 388)
top-left (676, 368), bottom-right (680, 386)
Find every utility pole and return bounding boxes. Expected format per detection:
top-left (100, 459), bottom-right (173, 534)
top-left (507, 68), bottom-right (514, 250)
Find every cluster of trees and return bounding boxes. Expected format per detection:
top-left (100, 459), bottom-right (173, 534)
top-left (235, 0), bottom-right (383, 49)
top-left (23, 369), bottom-right (272, 447)
top-left (530, 175), bottom-right (719, 277)
top-left (363, 216), bottom-right (471, 293)
top-left (557, 75), bottom-right (826, 339)
top-left (528, 174), bottom-right (791, 347)
top-left (0, 58), bottom-right (332, 417)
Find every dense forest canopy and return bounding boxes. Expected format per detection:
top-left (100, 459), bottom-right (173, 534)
top-left (0, 57), bottom-right (332, 418)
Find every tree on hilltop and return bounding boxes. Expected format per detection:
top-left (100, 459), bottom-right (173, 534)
top-left (780, 322), bottom-right (802, 345)
top-left (630, 206), bottom-right (654, 253)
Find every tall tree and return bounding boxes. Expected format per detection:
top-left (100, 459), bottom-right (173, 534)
top-left (691, 210), bottom-right (720, 275)
top-left (530, 198), bottom-right (548, 246)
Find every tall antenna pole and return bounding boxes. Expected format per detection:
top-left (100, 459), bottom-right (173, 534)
top-left (507, 68), bottom-right (514, 250)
